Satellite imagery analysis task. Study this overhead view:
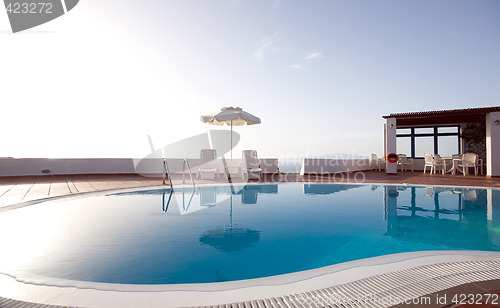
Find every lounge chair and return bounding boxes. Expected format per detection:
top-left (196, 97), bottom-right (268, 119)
top-left (198, 149), bottom-right (219, 180)
top-left (242, 150), bottom-right (262, 180)
top-left (397, 154), bottom-right (413, 172)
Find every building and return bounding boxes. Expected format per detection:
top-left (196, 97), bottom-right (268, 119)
top-left (383, 106), bottom-right (500, 177)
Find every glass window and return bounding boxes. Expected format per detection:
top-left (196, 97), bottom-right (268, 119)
top-left (438, 126), bottom-right (458, 133)
top-left (414, 136), bottom-right (434, 157)
top-left (396, 126), bottom-right (461, 158)
top-left (397, 137), bottom-right (412, 156)
top-left (414, 127), bottom-right (434, 134)
top-left (396, 128), bottom-right (411, 135)
top-left (437, 135), bottom-right (460, 157)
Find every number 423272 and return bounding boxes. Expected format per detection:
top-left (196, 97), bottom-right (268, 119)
top-left (5, 3), bottom-right (53, 14)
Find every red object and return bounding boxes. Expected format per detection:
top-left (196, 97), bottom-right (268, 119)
top-left (387, 153), bottom-right (398, 163)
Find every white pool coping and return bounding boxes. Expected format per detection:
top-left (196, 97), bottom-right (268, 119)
top-left (1, 183), bottom-right (500, 307)
top-left (1, 251), bottom-right (500, 307)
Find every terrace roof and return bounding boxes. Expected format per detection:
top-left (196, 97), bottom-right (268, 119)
top-left (382, 106), bottom-right (500, 126)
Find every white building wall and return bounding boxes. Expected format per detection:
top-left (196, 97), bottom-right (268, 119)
top-left (385, 118), bottom-right (397, 174)
top-left (486, 112), bottom-right (500, 177)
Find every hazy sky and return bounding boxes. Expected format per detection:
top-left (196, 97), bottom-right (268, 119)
top-left (1, 0), bottom-right (499, 159)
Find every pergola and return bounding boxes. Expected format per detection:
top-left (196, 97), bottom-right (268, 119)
top-left (382, 106), bottom-right (500, 177)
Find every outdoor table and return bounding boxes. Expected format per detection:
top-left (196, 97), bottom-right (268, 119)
top-left (443, 157), bottom-right (484, 175)
top-left (442, 157), bottom-right (462, 175)
top-left (225, 164), bottom-right (242, 179)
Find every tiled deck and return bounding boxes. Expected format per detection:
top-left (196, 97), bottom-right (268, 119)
top-left (1, 171), bottom-right (499, 307)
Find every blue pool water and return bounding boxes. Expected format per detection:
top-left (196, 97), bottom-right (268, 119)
top-left (0, 183), bottom-right (499, 284)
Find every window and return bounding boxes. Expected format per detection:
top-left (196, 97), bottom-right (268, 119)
top-left (438, 127), bottom-right (458, 133)
top-left (414, 127), bottom-right (434, 134)
top-left (414, 136), bottom-right (434, 157)
top-left (396, 126), bottom-right (461, 158)
top-left (438, 135), bottom-right (460, 157)
top-left (396, 128), bottom-right (411, 135)
top-left (396, 137), bottom-right (412, 156)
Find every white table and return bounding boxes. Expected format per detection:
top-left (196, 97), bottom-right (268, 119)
top-left (225, 164), bottom-right (242, 179)
top-left (442, 157), bottom-right (462, 175)
top-left (443, 157), bottom-right (484, 175)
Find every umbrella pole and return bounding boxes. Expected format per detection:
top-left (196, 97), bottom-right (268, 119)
top-left (230, 120), bottom-right (233, 160)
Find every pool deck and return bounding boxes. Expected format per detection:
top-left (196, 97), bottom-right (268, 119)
top-left (1, 171), bottom-right (500, 307)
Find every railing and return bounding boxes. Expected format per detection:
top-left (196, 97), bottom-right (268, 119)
top-left (163, 158), bottom-right (174, 191)
top-left (182, 159), bottom-right (196, 188)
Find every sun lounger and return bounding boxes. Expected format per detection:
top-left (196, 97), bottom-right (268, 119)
top-left (198, 149), bottom-right (219, 180)
top-left (242, 150), bottom-right (262, 180)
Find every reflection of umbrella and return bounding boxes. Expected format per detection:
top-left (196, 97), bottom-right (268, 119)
top-left (200, 107), bottom-right (261, 159)
top-left (199, 195), bottom-right (260, 252)
top-left (200, 227), bottom-right (260, 252)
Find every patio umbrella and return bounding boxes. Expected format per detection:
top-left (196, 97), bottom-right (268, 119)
top-left (200, 107), bottom-right (261, 159)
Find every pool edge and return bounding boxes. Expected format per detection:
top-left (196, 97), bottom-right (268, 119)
top-left (1, 251), bottom-right (499, 307)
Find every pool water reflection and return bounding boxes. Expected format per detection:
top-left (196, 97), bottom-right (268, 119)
top-left (0, 183), bottom-right (498, 284)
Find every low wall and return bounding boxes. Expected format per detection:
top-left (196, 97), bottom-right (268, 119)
top-left (300, 158), bottom-right (372, 175)
top-left (0, 157), bottom-right (429, 177)
top-left (0, 158), bottom-right (279, 177)
top-left (297, 158), bottom-right (436, 174)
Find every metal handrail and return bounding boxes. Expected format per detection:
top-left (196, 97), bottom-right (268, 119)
top-left (182, 159), bottom-right (196, 188)
top-left (163, 158), bottom-right (174, 191)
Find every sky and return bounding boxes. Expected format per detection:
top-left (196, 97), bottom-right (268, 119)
top-left (1, 0), bottom-right (499, 159)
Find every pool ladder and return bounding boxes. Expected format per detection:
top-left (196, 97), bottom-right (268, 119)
top-left (182, 159), bottom-right (196, 188)
top-left (162, 158), bottom-right (196, 191)
top-left (163, 159), bottom-right (174, 191)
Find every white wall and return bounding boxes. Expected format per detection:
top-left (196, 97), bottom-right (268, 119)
top-left (300, 158), bottom-right (371, 175)
top-left (486, 112), bottom-right (500, 177)
top-left (0, 158), bottom-right (279, 177)
top-left (0, 158), bottom-right (138, 176)
top-left (385, 117), bottom-right (397, 174)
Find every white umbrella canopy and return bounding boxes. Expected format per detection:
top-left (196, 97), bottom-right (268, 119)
top-left (200, 107), bottom-right (261, 126)
top-left (201, 107), bottom-right (261, 159)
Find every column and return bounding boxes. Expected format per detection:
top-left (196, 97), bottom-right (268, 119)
top-left (385, 117), bottom-right (397, 174)
top-left (486, 112), bottom-right (500, 177)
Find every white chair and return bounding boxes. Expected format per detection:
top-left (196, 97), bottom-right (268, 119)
top-left (198, 149), bottom-right (219, 180)
top-left (459, 153), bottom-right (479, 176)
top-left (423, 153), bottom-right (434, 174)
top-left (433, 154), bottom-right (445, 174)
top-left (370, 154), bottom-right (383, 171)
top-left (397, 154), bottom-right (413, 172)
top-left (242, 150), bottom-right (262, 180)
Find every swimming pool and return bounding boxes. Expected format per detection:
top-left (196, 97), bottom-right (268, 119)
top-left (0, 183), bottom-right (499, 285)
